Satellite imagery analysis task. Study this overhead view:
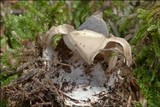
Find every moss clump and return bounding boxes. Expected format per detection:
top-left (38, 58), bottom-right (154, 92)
top-left (131, 2), bottom-right (160, 106)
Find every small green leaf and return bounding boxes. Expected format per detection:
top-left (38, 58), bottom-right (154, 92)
top-left (147, 25), bottom-right (157, 31)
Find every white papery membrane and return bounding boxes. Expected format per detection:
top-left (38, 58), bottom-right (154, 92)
top-left (51, 53), bottom-right (121, 106)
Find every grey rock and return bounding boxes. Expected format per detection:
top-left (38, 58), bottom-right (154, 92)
top-left (78, 12), bottom-right (109, 37)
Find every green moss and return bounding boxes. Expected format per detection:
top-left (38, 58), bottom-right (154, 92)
top-left (131, 2), bottom-right (160, 106)
top-left (0, 100), bottom-right (8, 107)
top-left (0, 73), bottom-right (18, 86)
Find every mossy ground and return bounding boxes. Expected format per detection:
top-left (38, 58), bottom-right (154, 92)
top-left (0, 1), bottom-right (160, 107)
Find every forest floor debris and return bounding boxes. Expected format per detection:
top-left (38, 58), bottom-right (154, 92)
top-left (1, 37), bottom-right (143, 107)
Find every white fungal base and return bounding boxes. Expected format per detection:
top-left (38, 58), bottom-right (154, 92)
top-left (52, 54), bottom-right (119, 106)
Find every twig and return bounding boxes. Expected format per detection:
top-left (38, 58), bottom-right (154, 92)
top-left (127, 95), bottom-right (132, 107)
top-left (31, 102), bottom-right (52, 107)
top-left (53, 61), bottom-right (72, 67)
